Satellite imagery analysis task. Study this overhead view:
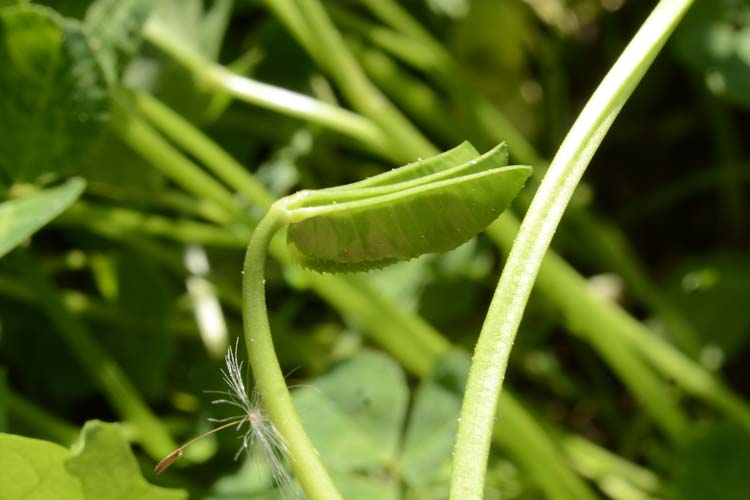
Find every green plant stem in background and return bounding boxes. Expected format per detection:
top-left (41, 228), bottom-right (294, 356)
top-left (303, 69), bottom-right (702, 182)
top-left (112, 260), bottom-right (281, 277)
top-left (562, 211), bottom-right (703, 356)
top-left (112, 98), bottom-right (245, 223)
top-left (59, 201), bottom-right (246, 248)
top-left (359, 0), bottom-right (436, 46)
top-left (141, 24), bottom-right (392, 156)
top-left (451, 1), bottom-right (696, 498)
top-left (0, 273), bottom-right (198, 340)
top-left (269, 0), bottom-right (435, 161)
top-left (241, 205), bottom-right (342, 500)
top-left (11, 253), bottom-right (177, 459)
top-left (130, 91), bottom-right (276, 210)
top-left (494, 393), bottom-right (598, 500)
top-left (560, 432), bottom-right (662, 496)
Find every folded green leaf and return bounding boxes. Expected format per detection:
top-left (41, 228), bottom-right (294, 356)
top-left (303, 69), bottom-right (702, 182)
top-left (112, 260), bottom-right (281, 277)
top-left (285, 141), bottom-right (502, 209)
top-left (282, 142), bottom-right (531, 272)
top-left (324, 140), bottom-right (484, 191)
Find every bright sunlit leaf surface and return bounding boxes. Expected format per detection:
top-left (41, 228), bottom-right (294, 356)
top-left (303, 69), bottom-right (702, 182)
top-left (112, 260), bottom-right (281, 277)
top-left (0, 421), bottom-right (186, 500)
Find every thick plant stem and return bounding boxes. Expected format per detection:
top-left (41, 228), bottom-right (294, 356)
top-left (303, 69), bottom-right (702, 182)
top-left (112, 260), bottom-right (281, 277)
top-left (491, 218), bottom-right (690, 442)
top-left (242, 205), bottom-right (342, 500)
top-left (450, 1), bottom-right (696, 498)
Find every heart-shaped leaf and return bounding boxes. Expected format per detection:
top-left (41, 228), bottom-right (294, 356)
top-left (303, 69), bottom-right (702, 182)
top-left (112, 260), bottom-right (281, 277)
top-left (0, 421), bottom-right (187, 500)
top-left (0, 433), bottom-right (83, 500)
top-left (66, 421), bottom-right (187, 500)
top-left (283, 142), bottom-right (531, 272)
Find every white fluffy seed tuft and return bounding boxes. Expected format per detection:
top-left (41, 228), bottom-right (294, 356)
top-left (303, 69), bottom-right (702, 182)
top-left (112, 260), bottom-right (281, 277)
top-left (209, 339), bottom-right (297, 497)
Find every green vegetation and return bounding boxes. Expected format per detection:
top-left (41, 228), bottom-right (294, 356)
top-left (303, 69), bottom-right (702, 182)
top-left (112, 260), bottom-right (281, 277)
top-left (1, 1), bottom-right (748, 499)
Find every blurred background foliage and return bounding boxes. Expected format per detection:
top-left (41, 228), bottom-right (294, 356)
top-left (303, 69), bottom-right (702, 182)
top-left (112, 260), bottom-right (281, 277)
top-left (0, 0), bottom-right (749, 499)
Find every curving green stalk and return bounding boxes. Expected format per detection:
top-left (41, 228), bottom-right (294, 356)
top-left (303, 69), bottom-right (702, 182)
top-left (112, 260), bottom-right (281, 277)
top-left (141, 22), bottom-right (391, 156)
top-left (242, 204), bottom-right (343, 500)
top-left (450, 1), bottom-right (696, 498)
top-left (239, 142), bottom-right (528, 499)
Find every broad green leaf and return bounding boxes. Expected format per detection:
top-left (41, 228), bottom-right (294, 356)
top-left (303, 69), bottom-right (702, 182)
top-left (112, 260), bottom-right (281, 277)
top-left (0, 422), bottom-right (187, 500)
top-left (0, 178), bottom-right (85, 259)
top-left (672, 0), bottom-right (750, 107)
top-left (295, 351), bottom-right (408, 468)
top-left (0, 5), bottom-right (109, 183)
top-left (284, 142), bottom-right (531, 272)
top-left (674, 423), bottom-right (750, 500)
top-left (0, 433), bottom-right (84, 500)
top-left (84, 0), bottom-right (153, 83)
top-left (66, 421), bottom-right (187, 500)
top-left (294, 351), bottom-right (407, 498)
top-left (400, 350), bottom-right (468, 489)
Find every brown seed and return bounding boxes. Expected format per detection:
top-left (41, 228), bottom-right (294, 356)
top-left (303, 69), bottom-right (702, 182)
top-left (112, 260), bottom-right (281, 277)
top-left (154, 449), bottom-right (184, 475)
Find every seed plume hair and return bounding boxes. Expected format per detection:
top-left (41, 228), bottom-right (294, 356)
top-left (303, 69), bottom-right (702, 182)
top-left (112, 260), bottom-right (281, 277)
top-left (154, 339), bottom-right (295, 495)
